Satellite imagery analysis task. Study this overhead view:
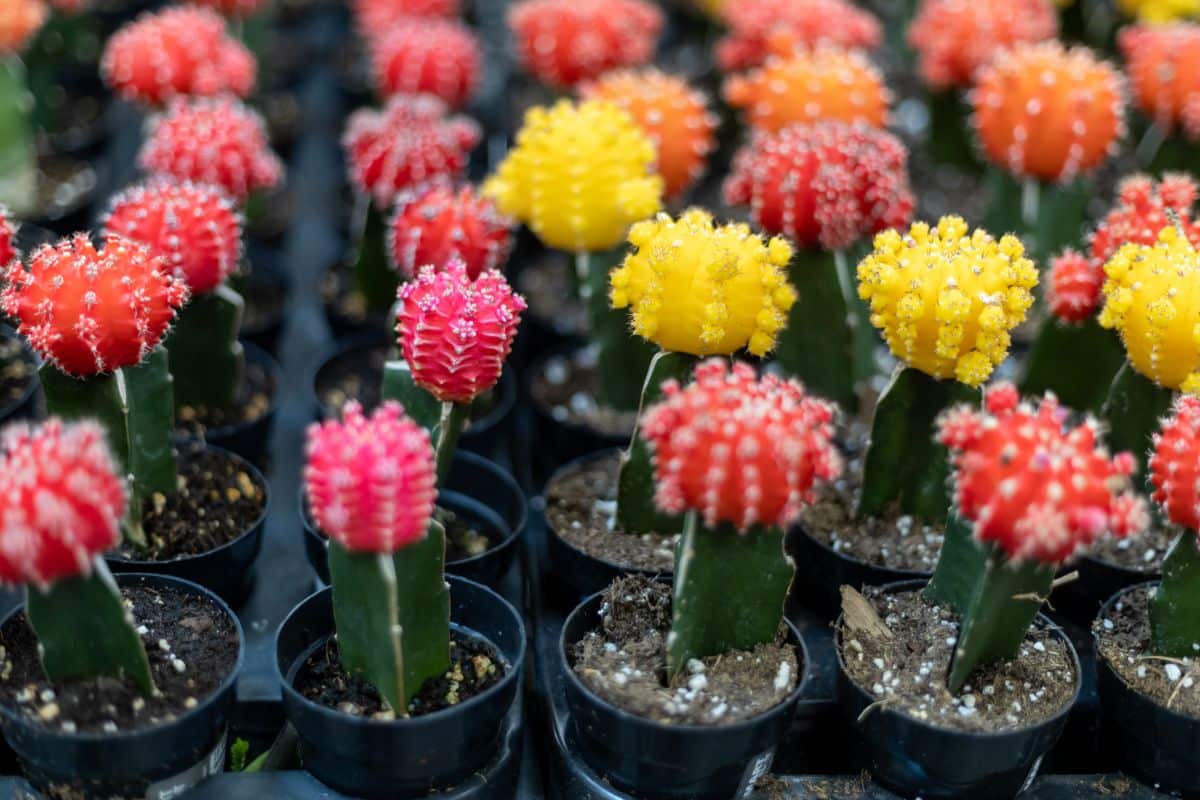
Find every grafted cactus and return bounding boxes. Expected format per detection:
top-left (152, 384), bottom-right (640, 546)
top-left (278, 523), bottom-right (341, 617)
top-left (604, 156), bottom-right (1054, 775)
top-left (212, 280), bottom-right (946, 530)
top-left (367, 17), bottom-right (481, 109)
top-left (305, 402), bottom-right (444, 715)
top-left (351, 0), bottom-right (459, 39)
top-left (1149, 396), bottom-right (1200, 655)
top-left (387, 183), bottom-right (512, 281)
top-left (1120, 22), bottom-right (1200, 164)
top-left (715, 0), bottom-right (881, 73)
top-left (0, 0), bottom-right (45, 216)
top-left (929, 384), bottom-right (1147, 692)
top-left (641, 360), bottom-right (841, 678)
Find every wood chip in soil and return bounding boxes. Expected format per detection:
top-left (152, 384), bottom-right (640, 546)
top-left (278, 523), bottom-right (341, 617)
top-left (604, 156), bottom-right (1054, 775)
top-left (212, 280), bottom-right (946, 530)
top-left (571, 576), bottom-right (799, 726)
top-left (544, 451), bottom-right (676, 573)
top-left (840, 587), bottom-right (1076, 732)
top-left (1095, 584), bottom-right (1200, 718)
top-left (531, 348), bottom-right (636, 438)
top-left (0, 583), bottom-right (238, 734)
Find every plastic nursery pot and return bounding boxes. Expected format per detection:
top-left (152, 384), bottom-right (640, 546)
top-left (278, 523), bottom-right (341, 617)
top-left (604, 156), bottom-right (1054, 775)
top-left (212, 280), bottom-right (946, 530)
top-left (0, 573), bottom-right (243, 799)
top-left (320, 259), bottom-right (390, 343)
top-left (309, 337), bottom-right (517, 460)
top-left (178, 341), bottom-right (282, 467)
top-left (275, 575), bottom-right (526, 799)
top-left (303, 450), bottom-right (527, 589)
top-left (558, 586), bottom-right (810, 800)
top-left (0, 325), bottom-right (39, 427)
top-left (788, 523), bottom-right (932, 620)
top-left (1053, 554), bottom-right (1159, 628)
top-left (107, 445), bottom-right (270, 608)
top-left (835, 579), bottom-right (1081, 800)
top-left (1094, 582), bottom-right (1200, 796)
top-left (234, 245), bottom-right (292, 356)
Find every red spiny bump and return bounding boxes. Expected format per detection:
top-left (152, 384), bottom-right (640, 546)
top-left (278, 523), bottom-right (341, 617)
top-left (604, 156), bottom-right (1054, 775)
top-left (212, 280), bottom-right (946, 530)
top-left (0, 0), bottom-right (46, 55)
top-left (388, 183), bottom-right (513, 281)
top-left (507, 0), bottom-right (663, 89)
top-left (0, 419), bottom-right (125, 587)
top-left (101, 6), bottom-right (255, 106)
top-left (1046, 249), bottom-right (1104, 324)
top-left (396, 259), bottom-right (525, 404)
top-left (369, 17), bottom-right (481, 109)
top-left (304, 401), bottom-right (436, 554)
top-left (907, 0), bottom-right (1057, 91)
top-left (0, 207), bottom-right (15, 268)
top-left (1120, 23), bottom-right (1200, 141)
top-left (580, 69), bottom-right (717, 200)
top-left (343, 94), bottom-right (481, 209)
top-left (970, 42), bottom-right (1125, 182)
top-left (139, 97), bottom-right (284, 202)
top-left (1, 234), bottom-right (188, 376)
top-left (724, 121), bottom-right (913, 251)
top-left (640, 359), bottom-right (842, 531)
top-left (103, 178), bottom-right (242, 295)
top-left (352, 0), bottom-right (460, 40)
top-left (938, 382), bottom-right (1148, 564)
top-left (192, 0), bottom-right (267, 17)
top-left (1151, 395), bottom-right (1200, 532)
top-left (1090, 173), bottom-right (1200, 264)
top-left (715, 0), bottom-right (881, 73)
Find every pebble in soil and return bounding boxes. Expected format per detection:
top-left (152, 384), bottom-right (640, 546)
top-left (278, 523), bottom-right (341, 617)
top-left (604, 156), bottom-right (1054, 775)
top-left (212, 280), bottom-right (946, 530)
top-left (544, 452), bottom-right (677, 573)
top-left (841, 588), bottom-right (1076, 732)
top-left (531, 347), bottom-right (637, 438)
top-left (1095, 584), bottom-right (1200, 717)
top-left (572, 576), bottom-right (799, 725)
top-left (0, 584), bottom-right (239, 734)
top-left (294, 635), bottom-right (506, 719)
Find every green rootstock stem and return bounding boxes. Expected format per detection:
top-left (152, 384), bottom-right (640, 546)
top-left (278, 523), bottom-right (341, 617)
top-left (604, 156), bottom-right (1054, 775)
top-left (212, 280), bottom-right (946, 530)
top-left (352, 199), bottom-right (398, 313)
top-left (433, 401), bottom-right (469, 482)
top-left (616, 351), bottom-right (696, 535)
top-left (165, 285), bottom-right (245, 411)
top-left (581, 248), bottom-right (656, 412)
top-left (776, 248), bottom-right (857, 412)
top-left (667, 514), bottom-right (793, 680)
top-left (1150, 532), bottom-right (1200, 657)
top-left (1020, 316), bottom-right (1125, 414)
top-left (0, 56), bottom-right (36, 216)
top-left (923, 512), bottom-right (986, 616)
top-left (379, 361), bottom-right (467, 481)
top-left (1103, 362), bottom-right (1175, 492)
top-left (26, 558), bottom-right (155, 694)
top-left (947, 547), bottom-right (1055, 694)
top-left (1141, 128), bottom-right (1200, 176)
top-left (926, 90), bottom-right (979, 172)
top-left (856, 366), bottom-right (979, 525)
top-left (327, 522), bottom-right (450, 715)
top-left (983, 171), bottom-right (1090, 265)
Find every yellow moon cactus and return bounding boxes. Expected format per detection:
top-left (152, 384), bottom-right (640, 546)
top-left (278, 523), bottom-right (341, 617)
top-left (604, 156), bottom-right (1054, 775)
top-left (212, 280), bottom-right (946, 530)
top-left (609, 208), bottom-right (796, 357)
top-left (857, 216), bottom-right (1038, 387)
top-left (482, 99), bottom-right (663, 253)
top-left (1099, 225), bottom-right (1200, 394)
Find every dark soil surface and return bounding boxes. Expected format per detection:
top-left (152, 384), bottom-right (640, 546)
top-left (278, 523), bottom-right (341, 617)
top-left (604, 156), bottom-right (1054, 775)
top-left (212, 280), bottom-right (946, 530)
top-left (531, 348), bottom-right (637, 438)
top-left (841, 588), bottom-right (1076, 732)
top-left (572, 576), bottom-right (799, 725)
top-left (1095, 584), bottom-right (1200, 718)
top-left (517, 254), bottom-right (587, 339)
top-left (0, 583), bottom-right (239, 734)
top-left (320, 260), bottom-right (387, 332)
top-left (544, 451), bottom-right (676, 573)
top-left (175, 360), bottom-right (275, 435)
top-left (294, 633), bottom-right (506, 719)
top-left (0, 334), bottom-right (35, 410)
top-left (237, 269), bottom-right (287, 338)
top-left (1085, 524), bottom-right (1177, 573)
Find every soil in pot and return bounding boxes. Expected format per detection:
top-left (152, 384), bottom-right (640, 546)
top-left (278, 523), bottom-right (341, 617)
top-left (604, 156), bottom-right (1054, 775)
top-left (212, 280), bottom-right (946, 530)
top-left (516, 254), bottom-right (587, 339)
top-left (0, 582), bottom-right (239, 734)
top-left (531, 348), bottom-right (637, 438)
top-left (293, 633), bottom-right (508, 720)
top-left (0, 334), bottom-right (35, 411)
top-left (545, 451), bottom-right (676, 573)
top-left (174, 359), bottom-right (275, 440)
top-left (320, 261), bottom-right (388, 333)
top-left (1094, 584), bottom-right (1200, 715)
top-left (236, 270), bottom-right (287, 345)
top-left (841, 587), bottom-right (1076, 731)
top-left (571, 576), bottom-right (799, 725)
top-left (117, 446), bottom-right (267, 562)
top-left (1085, 525), bottom-right (1176, 575)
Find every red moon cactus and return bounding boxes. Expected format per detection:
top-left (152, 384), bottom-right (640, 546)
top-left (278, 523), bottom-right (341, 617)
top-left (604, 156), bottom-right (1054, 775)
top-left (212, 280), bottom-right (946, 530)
top-left (388, 183), bottom-right (513, 281)
top-left (368, 17), bottom-right (482, 109)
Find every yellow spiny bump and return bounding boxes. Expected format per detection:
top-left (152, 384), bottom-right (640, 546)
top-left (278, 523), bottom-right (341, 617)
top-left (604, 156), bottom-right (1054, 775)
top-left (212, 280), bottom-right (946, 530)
top-left (1099, 225), bottom-right (1200, 394)
top-left (609, 208), bottom-right (796, 357)
top-left (856, 215), bottom-right (1038, 387)
top-left (481, 99), bottom-right (663, 253)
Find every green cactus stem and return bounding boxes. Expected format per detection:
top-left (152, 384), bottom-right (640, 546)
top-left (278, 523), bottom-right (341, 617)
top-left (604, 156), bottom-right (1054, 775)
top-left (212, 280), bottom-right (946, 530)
top-left (856, 366), bottom-right (979, 524)
top-left (580, 248), bottom-right (656, 412)
top-left (351, 198), bottom-right (398, 313)
top-left (0, 56), bottom-right (36, 217)
top-left (1103, 362), bottom-right (1175, 490)
top-left (666, 513), bottom-right (793, 679)
top-left (164, 285), bottom-right (245, 411)
top-left (945, 545), bottom-right (1055, 693)
top-left (616, 351), bottom-right (696, 535)
top-left (327, 521), bottom-right (451, 715)
top-left (926, 90), bottom-right (978, 171)
top-left (983, 171), bottom-right (1090, 264)
top-left (39, 347), bottom-right (177, 548)
top-left (1020, 316), bottom-right (1125, 414)
top-left (380, 360), bottom-right (469, 482)
top-left (775, 248), bottom-right (857, 412)
top-left (1149, 532), bottom-right (1200, 657)
top-left (25, 558), bottom-right (155, 694)
top-left (923, 511), bottom-right (987, 615)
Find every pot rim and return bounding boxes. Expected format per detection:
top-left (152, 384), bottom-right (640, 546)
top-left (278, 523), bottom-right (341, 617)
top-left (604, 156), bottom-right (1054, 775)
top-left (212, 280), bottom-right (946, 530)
top-left (180, 340), bottom-right (282, 440)
top-left (790, 518), bottom-right (934, 579)
top-left (527, 344), bottom-right (633, 443)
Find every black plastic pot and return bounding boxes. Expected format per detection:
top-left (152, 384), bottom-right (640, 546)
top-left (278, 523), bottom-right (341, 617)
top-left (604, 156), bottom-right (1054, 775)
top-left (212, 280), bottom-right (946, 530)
top-left (275, 575), bottom-right (526, 799)
top-left (320, 260), bottom-right (390, 343)
top-left (788, 523), bottom-right (932, 620)
top-left (302, 450), bottom-right (526, 589)
top-left (835, 580), bottom-right (1081, 800)
top-left (0, 573), bottom-right (243, 799)
top-left (559, 586), bottom-right (809, 800)
top-left (107, 445), bottom-right (269, 607)
top-left (236, 245), bottom-right (292, 356)
top-left (1053, 553), bottom-right (1159, 628)
top-left (179, 341), bottom-right (282, 468)
top-left (0, 325), bottom-right (39, 427)
top-left (1095, 582), bottom-right (1200, 797)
